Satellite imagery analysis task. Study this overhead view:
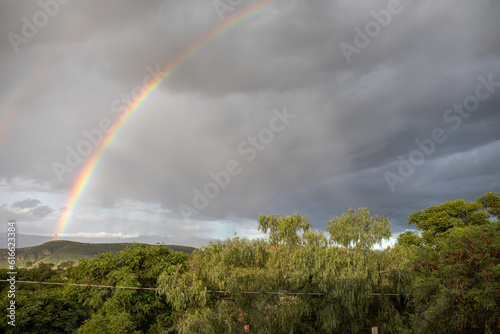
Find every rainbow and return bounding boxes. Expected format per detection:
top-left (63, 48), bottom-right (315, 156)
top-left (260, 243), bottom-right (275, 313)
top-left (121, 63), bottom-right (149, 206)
top-left (55, 0), bottom-right (283, 238)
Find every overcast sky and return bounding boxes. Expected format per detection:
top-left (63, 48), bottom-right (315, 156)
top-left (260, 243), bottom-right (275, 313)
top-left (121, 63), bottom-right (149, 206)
top-left (1, 0), bottom-right (499, 247)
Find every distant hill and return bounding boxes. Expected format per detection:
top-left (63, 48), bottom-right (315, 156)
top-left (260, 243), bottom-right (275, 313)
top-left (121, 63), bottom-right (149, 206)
top-left (0, 240), bottom-right (196, 269)
top-left (0, 233), bottom-right (212, 248)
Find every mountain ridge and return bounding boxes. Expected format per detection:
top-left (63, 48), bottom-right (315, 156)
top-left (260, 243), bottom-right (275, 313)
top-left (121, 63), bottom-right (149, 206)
top-left (0, 239), bottom-right (196, 269)
top-left (0, 233), bottom-right (211, 248)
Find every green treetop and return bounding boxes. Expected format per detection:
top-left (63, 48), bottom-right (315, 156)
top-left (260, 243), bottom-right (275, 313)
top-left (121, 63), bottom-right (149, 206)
top-left (408, 192), bottom-right (499, 245)
top-left (396, 231), bottom-right (422, 248)
top-left (326, 207), bottom-right (391, 251)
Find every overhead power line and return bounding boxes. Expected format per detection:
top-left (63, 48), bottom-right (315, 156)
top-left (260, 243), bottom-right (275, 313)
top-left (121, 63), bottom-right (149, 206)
top-left (0, 280), bottom-right (410, 296)
top-left (1, 280), bottom-right (157, 290)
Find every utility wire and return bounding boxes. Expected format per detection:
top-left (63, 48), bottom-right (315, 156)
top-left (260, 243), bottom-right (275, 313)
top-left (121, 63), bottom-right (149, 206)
top-left (0, 280), bottom-right (410, 296)
top-left (1, 280), bottom-right (157, 290)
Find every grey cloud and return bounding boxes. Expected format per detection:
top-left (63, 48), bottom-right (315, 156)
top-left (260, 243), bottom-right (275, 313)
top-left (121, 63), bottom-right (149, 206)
top-left (30, 205), bottom-right (54, 218)
top-left (12, 198), bottom-right (41, 209)
top-left (0, 0), bottom-right (499, 239)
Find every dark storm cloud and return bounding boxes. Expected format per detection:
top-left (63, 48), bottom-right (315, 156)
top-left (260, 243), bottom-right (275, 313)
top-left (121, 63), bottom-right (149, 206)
top-left (0, 0), bottom-right (499, 238)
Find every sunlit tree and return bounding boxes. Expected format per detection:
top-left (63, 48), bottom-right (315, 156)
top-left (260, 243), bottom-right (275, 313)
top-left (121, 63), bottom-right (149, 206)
top-left (396, 231), bottom-right (422, 248)
top-left (68, 243), bottom-right (186, 333)
top-left (326, 207), bottom-right (392, 250)
top-left (411, 223), bottom-right (500, 333)
top-left (159, 212), bottom-right (411, 333)
top-left (408, 192), bottom-right (500, 333)
top-left (407, 197), bottom-right (492, 245)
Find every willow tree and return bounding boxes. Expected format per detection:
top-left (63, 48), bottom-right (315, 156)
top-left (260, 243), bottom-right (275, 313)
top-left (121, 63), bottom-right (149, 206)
top-left (158, 212), bottom-right (411, 333)
top-left (258, 213), bottom-right (311, 246)
top-left (326, 207), bottom-right (392, 250)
